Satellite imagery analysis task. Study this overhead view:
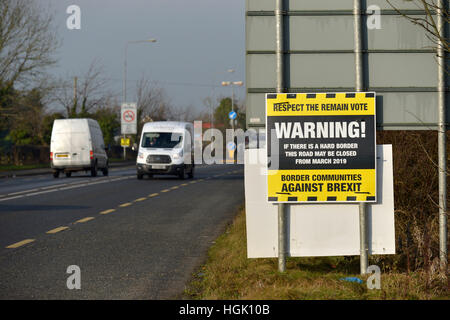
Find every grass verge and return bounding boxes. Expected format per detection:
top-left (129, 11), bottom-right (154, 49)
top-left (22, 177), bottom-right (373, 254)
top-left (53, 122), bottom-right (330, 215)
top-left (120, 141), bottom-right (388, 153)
top-left (184, 207), bottom-right (449, 300)
top-left (0, 163), bottom-right (50, 171)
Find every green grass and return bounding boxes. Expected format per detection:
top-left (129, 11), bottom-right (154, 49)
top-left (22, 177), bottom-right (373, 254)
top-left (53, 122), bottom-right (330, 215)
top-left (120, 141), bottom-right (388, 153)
top-left (0, 163), bottom-right (50, 171)
top-left (184, 207), bottom-right (449, 300)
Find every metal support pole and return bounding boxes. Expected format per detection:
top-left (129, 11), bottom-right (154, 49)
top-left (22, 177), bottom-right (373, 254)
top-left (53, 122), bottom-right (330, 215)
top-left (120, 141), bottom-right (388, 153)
top-left (354, 0), bottom-right (368, 275)
top-left (123, 43), bottom-right (129, 161)
top-left (437, 0), bottom-right (447, 272)
top-left (231, 84), bottom-right (235, 131)
top-left (278, 203), bottom-right (286, 272)
top-left (275, 0), bottom-right (286, 273)
top-left (359, 203), bottom-right (368, 274)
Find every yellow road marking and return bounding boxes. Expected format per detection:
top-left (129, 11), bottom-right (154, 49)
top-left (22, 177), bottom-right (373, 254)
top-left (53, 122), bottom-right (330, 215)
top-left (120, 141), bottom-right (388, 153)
top-left (119, 202), bottom-right (132, 207)
top-left (180, 183), bottom-right (188, 187)
top-left (161, 189), bottom-right (170, 193)
top-left (190, 181), bottom-right (197, 184)
top-left (6, 239), bottom-right (35, 249)
top-left (134, 197), bottom-right (147, 202)
top-left (171, 186), bottom-right (179, 190)
top-left (75, 217), bottom-right (95, 223)
top-left (198, 179), bottom-right (205, 182)
top-left (46, 226), bottom-right (69, 234)
top-left (149, 193), bottom-right (159, 197)
top-left (100, 209), bottom-right (116, 215)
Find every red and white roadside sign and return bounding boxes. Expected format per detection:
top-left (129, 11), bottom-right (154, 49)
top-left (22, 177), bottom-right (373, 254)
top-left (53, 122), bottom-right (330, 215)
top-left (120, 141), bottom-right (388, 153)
top-left (121, 103), bottom-right (137, 135)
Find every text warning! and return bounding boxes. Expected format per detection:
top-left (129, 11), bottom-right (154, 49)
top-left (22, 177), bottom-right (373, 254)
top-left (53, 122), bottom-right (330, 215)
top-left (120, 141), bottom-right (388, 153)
top-left (266, 92), bottom-right (376, 203)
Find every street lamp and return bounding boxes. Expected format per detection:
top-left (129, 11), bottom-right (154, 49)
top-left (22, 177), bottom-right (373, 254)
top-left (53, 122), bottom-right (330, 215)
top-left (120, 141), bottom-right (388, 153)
top-left (123, 38), bottom-right (157, 103)
top-left (221, 80), bottom-right (243, 130)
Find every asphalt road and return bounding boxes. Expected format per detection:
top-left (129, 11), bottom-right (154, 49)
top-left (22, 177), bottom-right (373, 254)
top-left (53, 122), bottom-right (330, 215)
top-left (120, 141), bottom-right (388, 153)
top-left (0, 163), bottom-right (244, 299)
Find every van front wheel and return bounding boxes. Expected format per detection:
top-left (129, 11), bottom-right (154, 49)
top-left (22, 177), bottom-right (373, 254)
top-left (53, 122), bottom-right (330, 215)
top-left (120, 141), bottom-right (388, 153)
top-left (178, 167), bottom-right (186, 180)
top-left (53, 170), bottom-right (60, 178)
top-left (188, 165), bottom-right (194, 179)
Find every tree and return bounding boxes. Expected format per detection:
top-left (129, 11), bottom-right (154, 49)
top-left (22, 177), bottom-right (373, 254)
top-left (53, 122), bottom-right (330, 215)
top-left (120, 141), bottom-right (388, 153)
top-left (55, 60), bottom-right (114, 118)
top-left (214, 97), bottom-right (232, 128)
top-left (135, 76), bottom-right (173, 135)
top-left (92, 107), bottom-right (120, 147)
top-left (387, 1), bottom-right (449, 56)
top-left (8, 88), bottom-right (46, 145)
top-left (0, 0), bottom-right (58, 140)
top-left (0, 0), bottom-right (58, 91)
top-left (214, 97), bottom-right (245, 130)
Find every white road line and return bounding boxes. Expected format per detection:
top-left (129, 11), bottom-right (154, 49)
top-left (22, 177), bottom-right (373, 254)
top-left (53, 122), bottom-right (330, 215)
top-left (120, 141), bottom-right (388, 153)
top-left (0, 175), bottom-right (135, 202)
top-left (58, 185), bottom-right (85, 191)
top-left (0, 195), bottom-right (25, 202)
top-left (27, 189), bottom-right (59, 196)
top-left (41, 184), bottom-right (67, 190)
top-left (8, 188), bottom-right (39, 196)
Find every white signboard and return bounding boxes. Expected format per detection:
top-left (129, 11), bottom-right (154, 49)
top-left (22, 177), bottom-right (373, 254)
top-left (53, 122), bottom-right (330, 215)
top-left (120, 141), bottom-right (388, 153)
top-left (245, 145), bottom-right (395, 258)
top-left (121, 103), bottom-right (137, 135)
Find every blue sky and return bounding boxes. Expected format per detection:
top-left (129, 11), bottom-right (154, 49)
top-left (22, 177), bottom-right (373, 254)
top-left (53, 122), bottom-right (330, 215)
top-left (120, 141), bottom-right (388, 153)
top-left (44, 0), bottom-right (246, 113)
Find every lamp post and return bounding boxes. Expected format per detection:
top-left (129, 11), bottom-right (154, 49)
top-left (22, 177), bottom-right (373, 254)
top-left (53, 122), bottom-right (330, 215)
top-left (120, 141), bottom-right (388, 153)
top-left (122, 38), bottom-right (157, 159)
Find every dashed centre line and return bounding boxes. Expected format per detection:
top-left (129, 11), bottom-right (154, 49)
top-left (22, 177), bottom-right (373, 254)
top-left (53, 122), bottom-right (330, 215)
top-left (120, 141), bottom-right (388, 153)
top-left (100, 209), bottom-right (116, 215)
top-left (119, 202), bottom-right (132, 207)
top-left (75, 217), bottom-right (95, 223)
top-left (6, 239), bottom-right (35, 249)
top-left (46, 226), bottom-right (69, 234)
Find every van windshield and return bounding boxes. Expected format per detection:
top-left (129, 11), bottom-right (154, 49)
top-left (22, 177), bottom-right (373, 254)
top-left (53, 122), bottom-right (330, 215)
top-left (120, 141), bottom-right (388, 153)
top-left (141, 132), bottom-right (183, 149)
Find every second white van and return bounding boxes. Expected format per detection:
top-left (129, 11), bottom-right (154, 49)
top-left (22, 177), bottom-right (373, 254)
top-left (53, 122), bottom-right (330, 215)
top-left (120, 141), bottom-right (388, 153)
top-left (136, 121), bottom-right (194, 179)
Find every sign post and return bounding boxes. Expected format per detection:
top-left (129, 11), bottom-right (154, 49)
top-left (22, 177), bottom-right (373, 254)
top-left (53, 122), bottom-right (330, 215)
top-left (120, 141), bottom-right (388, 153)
top-left (266, 91), bottom-right (377, 273)
top-left (121, 103), bottom-right (137, 160)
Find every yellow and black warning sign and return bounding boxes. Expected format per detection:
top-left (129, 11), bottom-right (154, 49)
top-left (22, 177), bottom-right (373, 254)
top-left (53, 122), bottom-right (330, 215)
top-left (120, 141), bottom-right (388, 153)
top-left (120, 137), bottom-right (130, 147)
top-left (266, 92), bottom-right (376, 203)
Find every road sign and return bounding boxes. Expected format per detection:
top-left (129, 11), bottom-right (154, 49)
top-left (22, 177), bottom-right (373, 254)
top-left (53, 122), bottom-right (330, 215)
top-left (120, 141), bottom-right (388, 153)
top-left (266, 92), bottom-right (376, 203)
top-left (227, 141), bottom-right (236, 151)
top-left (121, 103), bottom-right (137, 134)
top-left (120, 138), bottom-right (130, 147)
top-left (229, 110), bottom-right (237, 120)
top-left (245, 1), bottom-right (449, 129)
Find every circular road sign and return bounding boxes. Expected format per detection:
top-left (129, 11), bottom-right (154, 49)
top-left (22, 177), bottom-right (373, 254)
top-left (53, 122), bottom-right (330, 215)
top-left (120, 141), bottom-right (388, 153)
top-left (227, 141), bottom-right (236, 151)
top-left (123, 110), bottom-right (135, 122)
top-left (228, 110), bottom-right (237, 120)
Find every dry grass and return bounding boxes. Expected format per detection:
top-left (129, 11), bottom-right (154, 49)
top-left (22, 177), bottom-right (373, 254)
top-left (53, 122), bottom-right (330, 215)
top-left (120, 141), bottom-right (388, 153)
top-left (185, 207), bottom-right (449, 300)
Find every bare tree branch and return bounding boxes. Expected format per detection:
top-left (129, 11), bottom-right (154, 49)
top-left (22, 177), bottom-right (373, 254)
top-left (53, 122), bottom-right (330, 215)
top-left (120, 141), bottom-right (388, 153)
top-left (0, 0), bottom-right (59, 91)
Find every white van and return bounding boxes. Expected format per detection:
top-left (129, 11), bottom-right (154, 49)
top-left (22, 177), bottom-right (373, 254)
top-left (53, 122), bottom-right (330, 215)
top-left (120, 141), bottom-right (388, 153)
top-left (136, 121), bottom-right (194, 179)
top-left (50, 118), bottom-right (108, 178)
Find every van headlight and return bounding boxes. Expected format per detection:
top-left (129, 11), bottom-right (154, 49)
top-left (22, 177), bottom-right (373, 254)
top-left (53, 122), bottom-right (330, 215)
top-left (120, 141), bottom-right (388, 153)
top-left (138, 152), bottom-right (144, 159)
top-left (172, 150), bottom-right (183, 160)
